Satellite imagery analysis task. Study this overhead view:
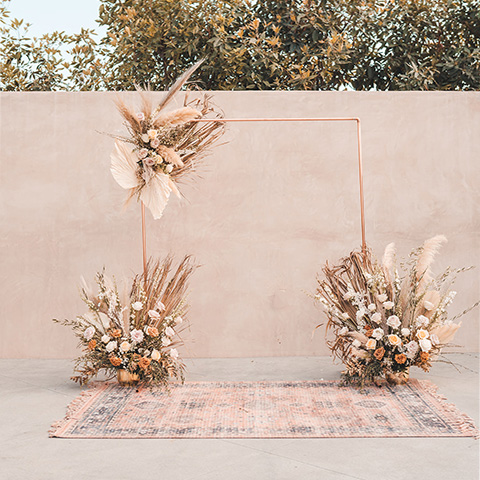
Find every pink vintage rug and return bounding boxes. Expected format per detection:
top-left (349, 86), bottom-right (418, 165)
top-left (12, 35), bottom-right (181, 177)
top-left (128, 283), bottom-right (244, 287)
top-left (50, 380), bottom-right (478, 439)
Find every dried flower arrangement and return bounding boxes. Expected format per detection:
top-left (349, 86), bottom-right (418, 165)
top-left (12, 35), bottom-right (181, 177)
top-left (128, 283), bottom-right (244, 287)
top-left (54, 256), bottom-right (195, 386)
top-left (109, 61), bottom-right (225, 219)
top-left (315, 235), bottom-right (477, 386)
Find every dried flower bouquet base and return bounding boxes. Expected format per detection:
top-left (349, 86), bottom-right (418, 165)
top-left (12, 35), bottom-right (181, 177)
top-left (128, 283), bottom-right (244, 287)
top-left (315, 236), bottom-right (474, 387)
top-left (54, 255), bottom-right (196, 387)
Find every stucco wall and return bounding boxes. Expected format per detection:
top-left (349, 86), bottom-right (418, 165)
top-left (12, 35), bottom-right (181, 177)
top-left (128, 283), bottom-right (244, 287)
top-left (1, 91), bottom-right (479, 358)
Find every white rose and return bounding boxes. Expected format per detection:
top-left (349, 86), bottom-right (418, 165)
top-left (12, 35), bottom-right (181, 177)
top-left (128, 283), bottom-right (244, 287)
top-left (138, 148), bottom-right (148, 159)
top-left (136, 112), bottom-right (145, 122)
top-left (101, 334), bottom-right (110, 344)
top-left (368, 303), bottom-right (376, 312)
top-left (338, 326), bottom-right (348, 335)
top-left (405, 340), bottom-right (419, 358)
top-left (151, 138), bottom-right (160, 148)
top-left (343, 292), bottom-right (353, 301)
top-left (352, 339), bottom-right (361, 348)
top-left (151, 349), bottom-right (161, 361)
top-left (401, 328), bottom-right (410, 337)
top-left (120, 341), bottom-right (131, 352)
top-left (383, 301), bottom-right (395, 310)
top-left (83, 326), bottom-right (95, 340)
top-left (165, 164), bottom-right (173, 174)
top-left (419, 338), bottom-right (432, 352)
top-left (132, 301), bottom-right (143, 311)
top-left (356, 309), bottom-right (366, 321)
top-left (386, 315), bottom-right (401, 329)
top-left (377, 294), bottom-right (388, 303)
top-left (106, 341), bottom-right (117, 352)
top-left (430, 334), bottom-right (440, 346)
top-left (424, 300), bottom-right (435, 311)
top-left (165, 326), bottom-right (175, 337)
top-left (365, 338), bottom-right (377, 350)
top-left (162, 337), bottom-right (171, 347)
top-left (416, 315), bottom-right (429, 327)
top-left (372, 328), bottom-right (384, 340)
top-left (371, 312), bottom-right (382, 323)
top-left (141, 133), bottom-right (149, 143)
top-left (169, 348), bottom-right (179, 359)
top-left (130, 329), bottom-right (144, 343)
top-left (148, 310), bottom-right (161, 320)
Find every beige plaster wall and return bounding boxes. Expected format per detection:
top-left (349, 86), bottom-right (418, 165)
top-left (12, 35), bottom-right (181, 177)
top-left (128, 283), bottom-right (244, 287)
top-left (1, 91), bottom-right (479, 358)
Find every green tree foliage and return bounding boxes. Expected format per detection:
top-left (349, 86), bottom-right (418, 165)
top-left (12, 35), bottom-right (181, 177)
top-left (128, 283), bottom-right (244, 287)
top-left (0, 0), bottom-right (479, 91)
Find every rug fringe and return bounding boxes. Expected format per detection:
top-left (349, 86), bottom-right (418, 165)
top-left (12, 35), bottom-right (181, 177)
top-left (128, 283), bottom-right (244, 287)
top-left (49, 382), bottom-right (105, 438)
top-left (417, 379), bottom-right (479, 439)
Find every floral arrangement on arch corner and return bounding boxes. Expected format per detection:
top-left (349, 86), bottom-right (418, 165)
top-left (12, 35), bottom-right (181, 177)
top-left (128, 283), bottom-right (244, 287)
top-left (54, 256), bottom-right (195, 386)
top-left (108, 60), bottom-right (225, 219)
top-left (314, 235), bottom-right (478, 386)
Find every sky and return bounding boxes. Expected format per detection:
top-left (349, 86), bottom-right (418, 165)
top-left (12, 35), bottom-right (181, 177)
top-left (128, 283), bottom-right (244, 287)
top-left (6, 0), bottom-right (105, 36)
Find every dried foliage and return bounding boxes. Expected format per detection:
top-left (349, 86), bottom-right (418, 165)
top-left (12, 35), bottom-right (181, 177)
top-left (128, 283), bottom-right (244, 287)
top-left (109, 62), bottom-right (225, 218)
top-left (315, 237), bottom-right (477, 386)
top-left (53, 255), bottom-right (196, 387)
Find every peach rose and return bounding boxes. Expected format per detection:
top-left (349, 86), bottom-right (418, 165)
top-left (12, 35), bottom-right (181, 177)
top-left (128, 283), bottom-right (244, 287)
top-left (374, 347), bottom-right (385, 360)
top-left (109, 356), bottom-right (122, 367)
top-left (416, 329), bottom-right (429, 340)
top-left (420, 351), bottom-right (430, 362)
top-left (388, 334), bottom-right (401, 346)
top-left (111, 329), bottom-right (122, 338)
top-left (146, 326), bottom-right (159, 337)
top-left (138, 357), bottom-right (151, 370)
top-left (120, 341), bottom-right (131, 352)
top-left (395, 353), bottom-right (407, 364)
top-left (365, 338), bottom-right (377, 350)
top-left (88, 339), bottom-right (97, 350)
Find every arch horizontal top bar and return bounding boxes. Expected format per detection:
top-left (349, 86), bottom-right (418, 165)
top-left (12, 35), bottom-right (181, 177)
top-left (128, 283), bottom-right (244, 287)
top-left (191, 116), bottom-right (366, 259)
top-left (191, 117), bottom-right (360, 122)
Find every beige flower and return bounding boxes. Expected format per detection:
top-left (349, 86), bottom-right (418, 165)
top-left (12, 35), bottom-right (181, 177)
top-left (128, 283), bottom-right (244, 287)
top-left (419, 338), bottom-right (432, 352)
top-left (151, 349), bottom-right (161, 361)
top-left (147, 129), bottom-right (158, 140)
top-left (120, 341), bottom-right (131, 352)
top-left (416, 329), bottom-right (429, 340)
top-left (388, 334), bottom-right (401, 346)
top-left (365, 338), bottom-right (377, 350)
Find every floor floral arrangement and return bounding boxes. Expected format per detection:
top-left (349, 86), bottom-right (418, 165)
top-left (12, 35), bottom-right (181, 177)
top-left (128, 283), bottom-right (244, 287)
top-left (315, 235), bottom-right (476, 386)
top-left (54, 257), bottom-right (195, 386)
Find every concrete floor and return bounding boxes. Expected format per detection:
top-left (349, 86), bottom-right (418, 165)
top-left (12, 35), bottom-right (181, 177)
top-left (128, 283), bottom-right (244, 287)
top-left (0, 355), bottom-right (478, 480)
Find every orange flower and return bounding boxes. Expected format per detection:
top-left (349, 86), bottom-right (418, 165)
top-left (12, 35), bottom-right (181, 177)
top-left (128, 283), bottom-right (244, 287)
top-left (109, 356), bottom-right (122, 367)
top-left (111, 329), bottom-right (122, 338)
top-left (138, 357), bottom-right (151, 370)
top-left (420, 352), bottom-right (430, 362)
top-left (146, 326), bottom-right (159, 337)
top-left (374, 347), bottom-right (385, 360)
top-left (88, 339), bottom-right (97, 350)
top-left (395, 353), bottom-right (407, 364)
top-left (365, 327), bottom-right (373, 337)
top-left (132, 353), bottom-right (141, 362)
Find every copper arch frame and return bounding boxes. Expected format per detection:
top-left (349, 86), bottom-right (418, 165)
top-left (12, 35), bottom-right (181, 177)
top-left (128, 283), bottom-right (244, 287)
top-left (141, 116), bottom-right (366, 280)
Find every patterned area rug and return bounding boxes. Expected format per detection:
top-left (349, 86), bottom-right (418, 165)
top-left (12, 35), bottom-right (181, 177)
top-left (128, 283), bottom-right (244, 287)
top-left (50, 380), bottom-right (478, 439)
